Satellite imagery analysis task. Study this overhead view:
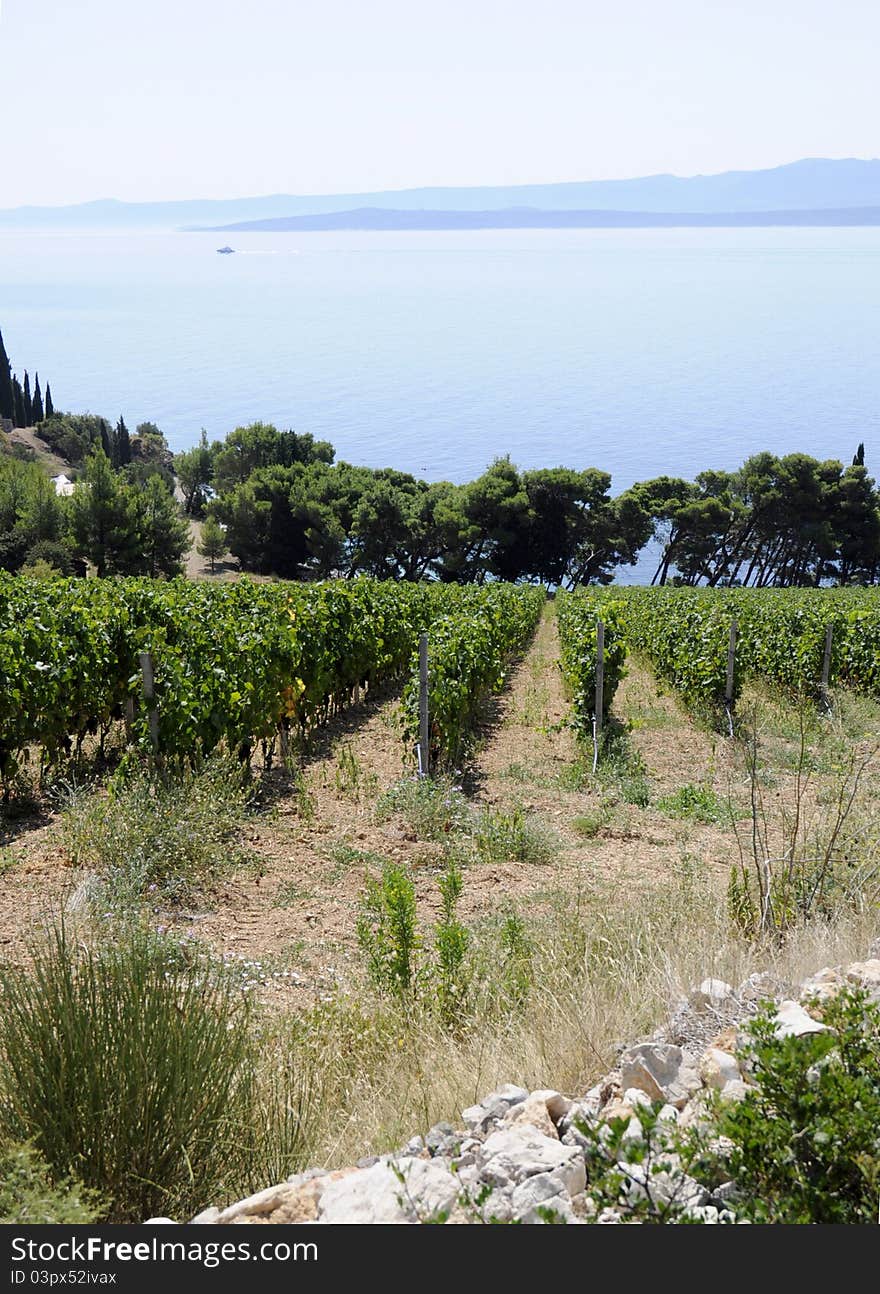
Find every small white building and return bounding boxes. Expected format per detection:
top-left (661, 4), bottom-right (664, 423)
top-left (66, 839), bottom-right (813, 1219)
top-left (51, 473), bottom-right (75, 497)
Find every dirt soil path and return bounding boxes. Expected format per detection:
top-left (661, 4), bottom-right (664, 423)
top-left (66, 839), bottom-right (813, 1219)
top-left (190, 605), bottom-right (743, 1005)
top-left (466, 604), bottom-right (738, 890)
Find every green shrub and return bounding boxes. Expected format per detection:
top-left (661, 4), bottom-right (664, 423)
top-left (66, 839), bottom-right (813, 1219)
top-left (573, 1103), bottom-right (703, 1223)
top-left (376, 776), bottom-right (470, 841)
top-left (0, 923), bottom-right (255, 1222)
top-left (355, 860), bottom-right (535, 1030)
top-left (0, 1142), bottom-right (103, 1224)
top-left (62, 755), bottom-right (253, 910)
top-left (696, 988), bottom-right (880, 1223)
top-left (356, 862), bottom-right (421, 1000)
top-left (435, 860), bottom-right (469, 1025)
top-left (22, 540), bottom-right (75, 577)
top-left (498, 911), bottom-right (533, 1006)
top-left (471, 805), bottom-right (556, 864)
top-left (592, 734), bottom-right (650, 807)
top-left (571, 810), bottom-right (609, 839)
top-left (332, 742), bottom-right (378, 802)
top-left (657, 783), bottom-right (727, 824)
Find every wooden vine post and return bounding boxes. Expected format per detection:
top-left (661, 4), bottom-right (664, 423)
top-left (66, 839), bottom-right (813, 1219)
top-left (138, 651), bottom-right (160, 757)
top-left (418, 632), bottom-right (430, 777)
top-left (724, 619), bottom-right (738, 736)
top-left (820, 622), bottom-right (834, 710)
top-left (592, 620), bottom-right (605, 773)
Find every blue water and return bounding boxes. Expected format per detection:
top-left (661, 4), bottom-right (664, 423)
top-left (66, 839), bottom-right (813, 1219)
top-left (2, 227), bottom-right (879, 493)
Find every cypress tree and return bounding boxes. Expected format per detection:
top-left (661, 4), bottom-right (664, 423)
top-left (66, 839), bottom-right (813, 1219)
top-left (100, 419), bottom-right (113, 462)
top-left (0, 329), bottom-right (14, 421)
top-left (116, 416), bottom-right (132, 467)
top-left (44, 383), bottom-right (54, 419)
top-left (853, 443), bottom-right (866, 467)
top-left (32, 373), bottom-right (44, 423)
top-left (12, 376), bottom-right (25, 428)
top-left (22, 372), bottom-right (32, 426)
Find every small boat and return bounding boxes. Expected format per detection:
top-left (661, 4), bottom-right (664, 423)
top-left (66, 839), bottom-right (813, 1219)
top-left (216, 245), bottom-right (235, 255)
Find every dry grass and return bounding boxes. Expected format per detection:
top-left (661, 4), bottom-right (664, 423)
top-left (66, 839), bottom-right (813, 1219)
top-left (272, 863), bottom-right (879, 1170)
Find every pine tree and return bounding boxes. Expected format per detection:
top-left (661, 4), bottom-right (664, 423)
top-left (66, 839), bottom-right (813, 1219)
top-left (197, 514), bottom-right (228, 574)
top-left (31, 373), bottom-right (44, 423)
top-left (130, 475), bottom-right (191, 577)
top-left (44, 383), bottom-right (54, 419)
top-left (115, 416), bottom-right (132, 467)
top-left (69, 449), bottom-right (139, 577)
top-left (0, 329), bottom-right (14, 422)
top-left (22, 372), bottom-right (32, 426)
top-left (175, 429), bottom-right (214, 514)
top-left (12, 376), bottom-right (25, 428)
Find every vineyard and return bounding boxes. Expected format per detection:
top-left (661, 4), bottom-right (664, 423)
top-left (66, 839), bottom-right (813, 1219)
top-left (557, 586), bottom-right (880, 737)
top-left (5, 574), bottom-right (880, 785)
top-left (0, 574), bottom-right (545, 781)
top-left (3, 569), bottom-right (880, 1224)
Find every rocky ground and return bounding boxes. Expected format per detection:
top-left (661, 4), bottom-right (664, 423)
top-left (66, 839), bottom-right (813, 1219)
top-left (148, 952), bottom-right (880, 1225)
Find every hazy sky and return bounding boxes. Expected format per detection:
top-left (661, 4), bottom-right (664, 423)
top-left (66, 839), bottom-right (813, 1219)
top-left (1, 0), bottom-right (878, 206)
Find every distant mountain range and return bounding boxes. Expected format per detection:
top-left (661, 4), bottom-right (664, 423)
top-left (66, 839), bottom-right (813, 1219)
top-left (205, 205), bottom-right (880, 233)
top-left (1, 158), bottom-right (879, 230)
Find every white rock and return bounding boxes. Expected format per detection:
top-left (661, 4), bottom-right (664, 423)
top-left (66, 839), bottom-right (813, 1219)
top-left (559, 1100), bottom-right (597, 1137)
top-left (800, 966), bottom-right (844, 1002)
top-left (622, 1087), bottom-right (653, 1109)
top-left (561, 1125), bottom-right (592, 1152)
top-left (144, 1217), bottom-right (177, 1224)
top-left (677, 1091), bottom-right (715, 1132)
top-left (190, 1206), bottom-right (221, 1225)
top-left (688, 1205), bottom-right (723, 1224)
top-left (317, 1158), bottom-right (459, 1224)
top-left (719, 1079), bottom-right (750, 1102)
top-left (520, 1196), bottom-right (576, 1225)
top-left (528, 1089), bottom-right (572, 1122)
top-left (481, 1084), bottom-right (529, 1109)
top-left (700, 1046), bottom-right (741, 1090)
top-left (618, 1115), bottom-right (644, 1154)
top-left (479, 1125), bottom-right (586, 1196)
top-left (691, 978), bottom-right (734, 1010)
top-left (285, 1167), bottom-right (327, 1186)
top-left (577, 1083), bottom-right (605, 1113)
top-left (620, 1043), bottom-right (682, 1100)
top-left (461, 1103), bottom-right (501, 1133)
top-left (621, 1161), bottom-right (706, 1212)
top-left (503, 1094), bottom-right (559, 1139)
top-left (773, 999), bottom-right (831, 1040)
top-left (738, 971), bottom-right (779, 1002)
top-left (215, 1182), bottom-right (300, 1223)
top-left (468, 1187), bottom-right (514, 1223)
top-left (510, 1171), bottom-right (566, 1220)
top-left (620, 1042), bottom-right (700, 1107)
top-left (845, 959), bottom-right (880, 994)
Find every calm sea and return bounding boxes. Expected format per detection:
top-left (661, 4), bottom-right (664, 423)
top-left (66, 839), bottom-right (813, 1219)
top-left (2, 225), bottom-right (879, 501)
